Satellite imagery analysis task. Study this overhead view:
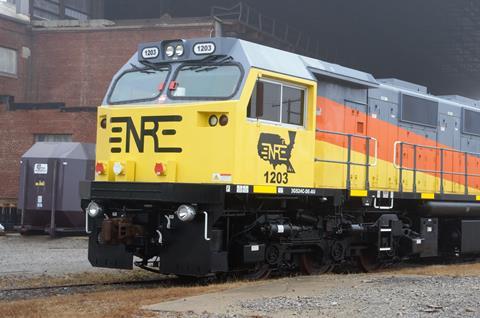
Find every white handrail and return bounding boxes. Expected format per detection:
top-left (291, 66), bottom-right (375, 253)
top-left (371, 137), bottom-right (378, 167)
top-left (85, 212), bottom-right (90, 234)
top-left (203, 211), bottom-right (211, 241)
top-left (315, 129), bottom-right (378, 167)
top-left (393, 140), bottom-right (401, 169)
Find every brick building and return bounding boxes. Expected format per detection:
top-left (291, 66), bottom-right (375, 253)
top-left (0, 0), bottom-right (305, 203)
top-left (0, 6), bottom-right (217, 202)
top-left (3, 0), bottom-right (480, 205)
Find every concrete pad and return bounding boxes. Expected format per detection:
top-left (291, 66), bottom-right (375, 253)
top-left (144, 275), bottom-right (357, 317)
top-left (144, 273), bottom-right (480, 318)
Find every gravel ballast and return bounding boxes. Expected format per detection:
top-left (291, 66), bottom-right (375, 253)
top-left (0, 234), bottom-right (95, 276)
top-left (237, 275), bottom-right (480, 317)
top-left (2, 233), bottom-right (480, 317)
top-left (148, 274), bottom-right (480, 318)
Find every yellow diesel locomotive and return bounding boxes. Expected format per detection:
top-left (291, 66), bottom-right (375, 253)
top-left (81, 37), bottom-right (480, 277)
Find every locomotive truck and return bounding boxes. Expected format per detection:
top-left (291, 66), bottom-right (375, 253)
top-left (81, 37), bottom-right (480, 278)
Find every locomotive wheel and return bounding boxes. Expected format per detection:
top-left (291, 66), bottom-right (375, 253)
top-left (358, 247), bottom-right (381, 272)
top-left (242, 263), bottom-right (271, 280)
top-left (299, 252), bottom-right (333, 275)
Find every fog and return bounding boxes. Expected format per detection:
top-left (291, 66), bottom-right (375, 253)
top-left (104, 0), bottom-right (480, 99)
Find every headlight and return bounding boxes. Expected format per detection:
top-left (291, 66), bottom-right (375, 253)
top-left (175, 205), bottom-right (196, 222)
top-left (219, 114), bottom-right (229, 126)
top-left (86, 201), bottom-right (102, 218)
top-left (165, 45), bottom-right (175, 57)
top-left (175, 45), bottom-right (184, 56)
top-left (113, 162), bottom-right (123, 176)
top-left (208, 115), bottom-right (218, 127)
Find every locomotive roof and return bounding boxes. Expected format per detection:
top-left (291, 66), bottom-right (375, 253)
top-left (114, 37), bottom-right (480, 110)
top-left (135, 37), bottom-right (379, 87)
top-left (236, 39), bottom-right (379, 88)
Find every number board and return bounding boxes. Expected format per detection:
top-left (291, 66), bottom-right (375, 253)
top-left (193, 42), bottom-right (216, 55)
top-left (141, 47), bottom-right (159, 59)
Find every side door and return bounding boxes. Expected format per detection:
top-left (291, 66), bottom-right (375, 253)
top-left (367, 99), bottom-right (398, 191)
top-left (438, 113), bottom-right (455, 193)
top-left (345, 100), bottom-right (368, 190)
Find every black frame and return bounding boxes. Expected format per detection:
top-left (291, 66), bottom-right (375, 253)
top-left (106, 66), bottom-right (171, 105)
top-left (247, 78), bottom-right (307, 127)
top-left (167, 62), bottom-right (244, 101)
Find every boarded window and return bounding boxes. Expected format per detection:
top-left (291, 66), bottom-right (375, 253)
top-left (400, 94), bottom-right (438, 127)
top-left (0, 47), bottom-right (17, 76)
top-left (463, 109), bottom-right (480, 136)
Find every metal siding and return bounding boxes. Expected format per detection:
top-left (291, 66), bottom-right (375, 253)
top-left (316, 80), bottom-right (367, 106)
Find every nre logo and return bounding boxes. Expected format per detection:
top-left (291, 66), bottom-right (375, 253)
top-left (257, 131), bottom-right (296, 173)
top-left (109, 116), bottom-right (182, 153)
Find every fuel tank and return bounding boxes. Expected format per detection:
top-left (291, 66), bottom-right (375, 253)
top-left (419, 201), bottom-right (480, 217)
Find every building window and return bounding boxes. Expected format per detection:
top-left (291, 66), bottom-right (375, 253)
top-left (248, 80), bottom-right (306, 126)
top-left (34, 134), bottom-right (72, 142)
top-left (0, 47), bottom-right (17, 76)
top-left (32, 0), bottom-right (91, 20)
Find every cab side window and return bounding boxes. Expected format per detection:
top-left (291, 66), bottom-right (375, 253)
top-left (248, 80), bottom-right (305, 126)
top-left (248, 81), bottom-right (281, 122)
top-left (282, 86), bottom-right (305, 126)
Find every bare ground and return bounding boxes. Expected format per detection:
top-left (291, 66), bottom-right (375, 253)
top-left (2, 234), bottom-right (480, 317)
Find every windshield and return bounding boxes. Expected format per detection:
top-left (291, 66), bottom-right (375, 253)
top-left (170, 64), bottom-right (242, 100)
top-left (108, 67), bottom-right (169, 104)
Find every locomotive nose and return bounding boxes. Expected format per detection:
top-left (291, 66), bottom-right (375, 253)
top-left (94, 102), bottom-right (235, 185)
top-left (95, 112), bottom-right (184, 182)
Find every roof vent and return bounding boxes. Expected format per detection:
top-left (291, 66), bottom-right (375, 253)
top-left (378, 78), bottom-right (427, 94)
top-left (439, 95), bottom-right (480, 108)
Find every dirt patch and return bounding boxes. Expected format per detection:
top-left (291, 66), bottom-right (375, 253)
top-left (381, 260), bottom-right (480, 276)
top-left (0, 280), bottom-right (251, 318)
top-left (0, 269), bottom-right (162, 290)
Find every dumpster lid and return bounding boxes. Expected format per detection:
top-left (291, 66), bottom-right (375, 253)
top-left (21, 142), bottom-right (95, 160)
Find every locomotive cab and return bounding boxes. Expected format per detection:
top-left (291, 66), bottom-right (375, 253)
top-left (84, 38), bottom-right (318, 276)
top-left (94, 38), bottom-right (317, 188)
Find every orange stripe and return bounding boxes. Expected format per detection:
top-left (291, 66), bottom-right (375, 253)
top-left (316, 96), bottom-right (480, 190)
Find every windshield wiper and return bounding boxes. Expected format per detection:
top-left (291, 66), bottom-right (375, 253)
top-left (129, 63), bottom-right (155, 74)
top-left (130, 62), bottom-right (168, 74)
top-left (182, 56), bottom-right (234, 73)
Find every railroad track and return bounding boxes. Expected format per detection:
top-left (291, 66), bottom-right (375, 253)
top-left (0, 277), bottom-right (184, 301)
top-left (2, 258), bottom-right (480, 302)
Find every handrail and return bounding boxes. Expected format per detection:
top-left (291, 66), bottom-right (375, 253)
top-left (393, 141), bottom-right (480, 176)
top-left (315, 128), bottom-right (378, 190)
top-left (393, 141), bottom-right (480, 195)
top-left (315, 129), bottom-right (378, 167)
